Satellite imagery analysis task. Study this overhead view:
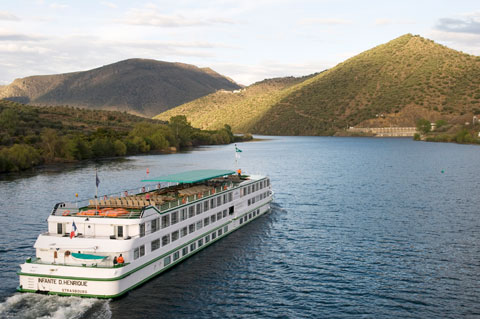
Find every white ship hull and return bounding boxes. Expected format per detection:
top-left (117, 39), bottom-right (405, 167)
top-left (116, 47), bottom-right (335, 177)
top-left (18, 170), bottom-right (272, 298)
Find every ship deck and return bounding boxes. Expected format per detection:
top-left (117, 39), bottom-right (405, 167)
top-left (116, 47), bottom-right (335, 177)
top-left (52, 172), bottom-right (245, 219)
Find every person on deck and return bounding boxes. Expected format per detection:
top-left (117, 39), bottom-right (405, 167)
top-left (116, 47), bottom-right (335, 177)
top-left (237, 168), bottom-right (242, 177)
top-left (117, 254), bottom-right (124, 264)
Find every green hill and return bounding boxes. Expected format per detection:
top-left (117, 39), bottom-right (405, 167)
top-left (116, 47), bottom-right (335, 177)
top-left (155, 34), bottom-right (480, 135)
top-left (0, 59), bottom-right (241, 117)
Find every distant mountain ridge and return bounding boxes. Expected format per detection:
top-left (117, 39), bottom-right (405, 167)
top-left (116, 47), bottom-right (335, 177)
top-left (0, 59), bottom-right (241, 117)
top-left (156, 34), bottom-right (480, 135)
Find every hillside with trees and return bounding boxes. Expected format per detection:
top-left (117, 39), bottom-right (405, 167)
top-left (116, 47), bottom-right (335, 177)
top-left (0, 59), bottom-right (241, 117)
top-left (0, 100), bottom-right (246, 173)
top-left (156, 34), bottom-right (480, 135)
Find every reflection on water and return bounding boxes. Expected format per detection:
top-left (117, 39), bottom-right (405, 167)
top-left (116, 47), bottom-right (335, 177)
top-left (1, 138), bottom-right (480, 318)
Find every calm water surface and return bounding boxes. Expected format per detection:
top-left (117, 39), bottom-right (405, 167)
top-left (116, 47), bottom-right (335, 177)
top-left (0, 137), bottom-right (479, 318)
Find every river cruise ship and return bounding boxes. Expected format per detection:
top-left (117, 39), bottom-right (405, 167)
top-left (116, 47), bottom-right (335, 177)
top-left (17, 169), bottom-right (273, 298)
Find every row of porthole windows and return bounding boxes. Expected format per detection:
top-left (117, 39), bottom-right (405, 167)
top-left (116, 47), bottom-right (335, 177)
top-left (247, 191), bottom-right (270, 206)
top-left (240, 178), bottom-right (270, 197)
top-left (239, 209), bottom-right (260, 225)
top-left (163, 225), bottom-right (229, 267)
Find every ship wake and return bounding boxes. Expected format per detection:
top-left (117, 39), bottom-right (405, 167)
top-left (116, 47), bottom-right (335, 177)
top-left (0, 293), bottom-right (111, 319)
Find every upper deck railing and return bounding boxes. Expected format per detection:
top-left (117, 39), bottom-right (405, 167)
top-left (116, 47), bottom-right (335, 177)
top-left (51, 177), bottom-right (241, 219)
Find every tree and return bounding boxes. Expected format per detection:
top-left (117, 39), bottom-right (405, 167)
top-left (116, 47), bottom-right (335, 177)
top-left (169, 115), bottom-right (193, 147)
top-left (416, 118), bottom-right (431, 134)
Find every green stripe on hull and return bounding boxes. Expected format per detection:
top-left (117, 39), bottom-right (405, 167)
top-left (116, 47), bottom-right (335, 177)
top-left (18, 201), bottom-right (272, 299)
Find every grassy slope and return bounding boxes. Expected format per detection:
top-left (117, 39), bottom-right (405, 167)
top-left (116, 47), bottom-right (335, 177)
top-left (154, 75), bottom-right (316, 132)
top-left (156, 34), bottom-right (480, 135)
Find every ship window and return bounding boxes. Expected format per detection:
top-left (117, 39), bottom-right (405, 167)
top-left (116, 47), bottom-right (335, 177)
top-left (205, 234), bottom-right (210, 243)
top-left (162, 234), bottom-right (170, 246)
top-left (139, 223), bottom-right (145, 237)
top-left (134, 248), bottom-right (139, 259)
top-left (198, 238), bottom-right (203, 247)
top-left (217, 212), bottom-right (222, 220)
top-left (212, 232), bottom-right (217, 240)
top-left (196, 220), bottom-right (203, 229)
top-left (181, 227), bottom-right (188, 237)
top-left (173, 251), bottom-right (180, 261)
top-left (190, 242), bottom-right (196, 251)
top-left (161, 215), bottom-right (170, 228)
top-left (151, 239), bottom-right (160, 251)
top-left (229, 206), bottom-right (234, 215)
top-left (217, 196), bottom-right (222, 206)
top-left (218, 228), bottom-right (223, 236)
top-left (196, 203), bottom-right (202, 215)
top-left (117, 225), bottom-right (124, 238)
top-left (240, 217), bottom-right (243, 224)
top-left (249, 213), bottom-right (252, 219)
top-left (189, 223), bottom-right (195, 233)
top-left (210, 198), bottom-right (216, 209)
top-left (189, 205), bottom-right (195, 217)
top-left (171, 231), bottom-right (179, 242)
top-left (164, 256), bottom-right (171, 266)
top-left (139, 245), bottom-right (145, 257)
top-left (204, 201), bottom-right (209, 212)
top-left (210, 214), bottom-right (216, 223)
top-left (223, 210), bottom-right (227, 218)
top-left (57, 223), bottom-right (63, 235)
top-left (228, 192), bottom-right (233, 202)
top-left (182, 247), bottom-right (188, 256)
top-left (248, 199), bottom-right (251, 206)
top-left (224, 226), bottom-right (228, 232)
top-left (171, 211), bottom-right (179, 225)
top-left (151, 218), bottom-right (159, 233)
top-left (180, 208), bottom-right (187, 221)
top-left (204, 217), bottom-right (210, 226)
top-left (223, 194), bottom-right (227, 203)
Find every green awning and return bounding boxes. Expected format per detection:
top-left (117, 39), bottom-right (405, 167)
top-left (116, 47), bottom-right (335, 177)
top-left (142, 169), bottom-right (235, 184)
top-left (71, 253), bottom-right (107, 260)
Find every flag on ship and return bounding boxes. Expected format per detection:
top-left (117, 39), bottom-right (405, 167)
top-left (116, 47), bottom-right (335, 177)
top-left (96, 170), bottom-right (100, 187)
top-left (235, 144), bottom-right (242, 160)
top-left (70, 221), bottom-right (77, 239)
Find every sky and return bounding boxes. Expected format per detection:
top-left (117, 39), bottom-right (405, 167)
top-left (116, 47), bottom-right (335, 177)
top-left (0, 0), bottom-right (479, 86)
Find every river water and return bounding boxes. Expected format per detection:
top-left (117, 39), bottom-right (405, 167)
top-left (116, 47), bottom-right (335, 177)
top-left (0, 137), bottom-right (479, 318)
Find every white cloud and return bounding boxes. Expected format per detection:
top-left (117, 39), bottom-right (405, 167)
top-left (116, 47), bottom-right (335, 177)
top-left (101, 2), bottom-right (117, 9)
top-left (374, 18), bottom-right (416, 26)
top-left (119, 7), bottom-right (235, 27)
top-left (299, 18), bottom-right (352, 25)
top-left (435, 12), bottom-right (480, 34)
top-left (0, 11), bottom-right (20, 21)
top-left (427, 29), bottom-right (480, 55)
top-left (49, 3), bottom-right (68, 9)
top-left (429, 12), bottom-right (480, 56)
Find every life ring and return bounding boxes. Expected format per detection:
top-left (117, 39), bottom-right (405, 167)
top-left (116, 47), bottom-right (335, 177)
top-left (182, 197), bottom-right (186, 204)
top-left (62, 210), bottom-right (71, 216)
top-left (212, 188), bottom-right (215, 194)
top-left (224, 185), bottom-right (227, 190)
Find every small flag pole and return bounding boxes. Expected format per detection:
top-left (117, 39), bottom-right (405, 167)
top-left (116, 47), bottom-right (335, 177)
top-left (95, 169), bottom-right (100, 212)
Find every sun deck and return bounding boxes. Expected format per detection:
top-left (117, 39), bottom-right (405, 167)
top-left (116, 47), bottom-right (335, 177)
top-left (51, 170), bottom-right (244, 219)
